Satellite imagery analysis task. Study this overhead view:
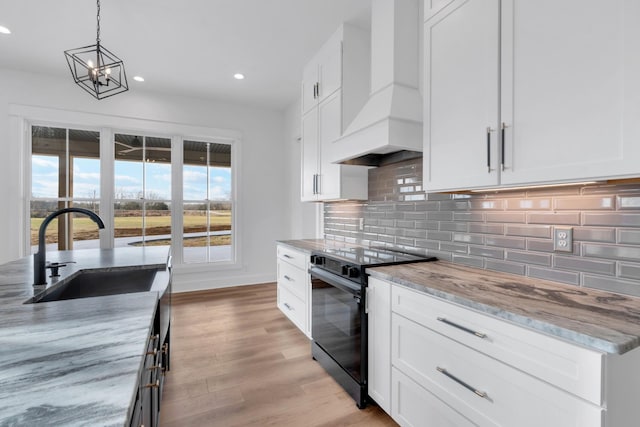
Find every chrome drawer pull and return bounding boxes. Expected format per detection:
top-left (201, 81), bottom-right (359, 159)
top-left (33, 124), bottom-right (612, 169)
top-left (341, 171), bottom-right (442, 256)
top-left (283, 275), bottom-right (293, 281)
top-left (437, 317), bottom-right (487, 339)
top-left (283, 254), bottom-right (293, 259)
top-left (284, 302), bottom-right (294, 311)
top-left (437, 367), bottom-right (487, 399)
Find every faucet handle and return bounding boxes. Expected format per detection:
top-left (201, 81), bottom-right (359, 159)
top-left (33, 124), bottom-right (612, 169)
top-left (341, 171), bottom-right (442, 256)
top-left (45, 261), bottom-right (75, 278)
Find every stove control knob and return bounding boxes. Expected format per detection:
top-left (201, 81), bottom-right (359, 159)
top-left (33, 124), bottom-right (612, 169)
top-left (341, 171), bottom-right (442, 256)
top-left (347, 266), bottom-right (359, 278)
top-left (311, 255), bottom-right (325, 266)
top-left (341, 265), bottom-right (349, 276)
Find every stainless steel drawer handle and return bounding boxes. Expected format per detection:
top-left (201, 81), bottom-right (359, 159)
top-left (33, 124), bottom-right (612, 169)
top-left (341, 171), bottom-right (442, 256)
top-left (437, 317), bottom-right (487, 339)
top-left (283, 254), bottom-right (293, 259)
top-left (283, 275), bottom-right (293, 281)
top-left (437, 367), bottom-right (487, 399)
top-left (284, 302), bottom-right (294, 311)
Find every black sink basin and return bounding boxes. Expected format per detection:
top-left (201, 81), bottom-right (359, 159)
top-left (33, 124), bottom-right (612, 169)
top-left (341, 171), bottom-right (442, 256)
top-left (32, 268), bottom-right (158, 303)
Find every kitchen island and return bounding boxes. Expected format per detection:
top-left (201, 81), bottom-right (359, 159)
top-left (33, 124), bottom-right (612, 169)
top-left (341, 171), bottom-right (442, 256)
top-left (0, 247), bottom-right (170, 427)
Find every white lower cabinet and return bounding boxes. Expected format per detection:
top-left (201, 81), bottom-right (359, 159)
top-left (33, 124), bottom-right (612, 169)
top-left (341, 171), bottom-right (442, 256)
top-left (367, 277), bottom-right (392, 414)
top-left (367, 277), bottom-right (640, 426)
top-left (276, 244), bottom-right (311, 338)
top-left (392, 313), bottom-right (601, 427)
top-left (392, 367), bottom-right (476, 427)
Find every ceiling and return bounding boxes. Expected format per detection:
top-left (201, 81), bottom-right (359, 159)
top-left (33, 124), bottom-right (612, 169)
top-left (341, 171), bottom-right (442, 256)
top-left (0, 0), bottom-right (371, 110)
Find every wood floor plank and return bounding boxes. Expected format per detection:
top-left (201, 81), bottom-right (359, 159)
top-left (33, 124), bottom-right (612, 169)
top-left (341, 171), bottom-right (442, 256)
top-left (160, 283), bottom-right (397, 427)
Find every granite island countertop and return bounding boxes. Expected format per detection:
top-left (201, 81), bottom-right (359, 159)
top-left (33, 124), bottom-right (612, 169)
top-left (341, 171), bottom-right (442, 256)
top-left (367, 260), bottom-right (640, 355)
top-left (0, 247), bottom-right (169, 427)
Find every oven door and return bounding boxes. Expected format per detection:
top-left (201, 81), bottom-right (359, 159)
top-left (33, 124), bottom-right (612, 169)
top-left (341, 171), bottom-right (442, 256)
top-left (310, 266), bottom-right (364, 383)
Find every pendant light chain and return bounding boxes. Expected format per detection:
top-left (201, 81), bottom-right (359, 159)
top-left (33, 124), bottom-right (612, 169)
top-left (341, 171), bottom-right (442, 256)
top-left (64, 0), bottom-right (129, 99)
top-left (96, 0), bottom-right (101, 45)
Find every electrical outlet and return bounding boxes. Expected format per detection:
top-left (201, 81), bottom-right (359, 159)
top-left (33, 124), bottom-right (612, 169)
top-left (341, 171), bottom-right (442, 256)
top-left (553, 227), bottom-right (573, 252)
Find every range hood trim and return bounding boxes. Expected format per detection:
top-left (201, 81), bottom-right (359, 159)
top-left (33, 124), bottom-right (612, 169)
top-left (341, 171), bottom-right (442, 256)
top-left (329, 0), bottom-right (423, 166)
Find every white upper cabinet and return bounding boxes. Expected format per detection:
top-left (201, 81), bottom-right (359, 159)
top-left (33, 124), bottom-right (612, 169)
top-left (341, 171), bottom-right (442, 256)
top-left (423, 0), bottom-right (500, 191)
top-left (501, 0), bottom-right (640, 185)
top-left (424, 0), bottom-right (640, 192)
top-left (300, 25), bottom-right (369, 202)
top-left (301, 31), bottom-right (343, 116)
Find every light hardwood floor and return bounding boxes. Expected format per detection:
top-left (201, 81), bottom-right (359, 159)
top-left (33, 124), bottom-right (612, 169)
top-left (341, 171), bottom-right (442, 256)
top-left (159, 283), bottom-right (398, 427)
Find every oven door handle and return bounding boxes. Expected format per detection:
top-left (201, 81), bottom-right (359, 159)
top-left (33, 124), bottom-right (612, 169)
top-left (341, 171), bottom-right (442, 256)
top-left (309, 267), bottom-right (362, 296)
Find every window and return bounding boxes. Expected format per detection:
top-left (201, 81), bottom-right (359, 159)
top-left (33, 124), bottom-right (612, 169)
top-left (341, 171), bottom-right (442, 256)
top-left (31, 126), bottom-right (100, 252)
top-left (114, 134), bottom-right (172, 247)
top-left (22, 108), bottom-right (240, 268)
top-left (182, 140), bottom-right (233, 263)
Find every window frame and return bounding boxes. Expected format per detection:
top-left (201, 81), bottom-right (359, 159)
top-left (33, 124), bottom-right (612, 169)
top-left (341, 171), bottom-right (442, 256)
top-left (15, 105), bottom-right (242, 271)
top-left (180, 138), bottom-right (236, 265)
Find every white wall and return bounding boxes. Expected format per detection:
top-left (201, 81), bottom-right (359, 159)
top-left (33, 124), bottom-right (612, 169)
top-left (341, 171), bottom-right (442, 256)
top-left (0, 68), bottom-right (289, 292)
top-left (282, 99), bottom-right (321, 239)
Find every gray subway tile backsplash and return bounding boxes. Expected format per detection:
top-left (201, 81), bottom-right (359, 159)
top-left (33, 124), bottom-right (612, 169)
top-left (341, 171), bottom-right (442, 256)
top-left (617, 229), bottom-right (640, 245)
top-left (485, 259), bottom-right (527, 276)
top-left (323, 157), bottom-right (640, 297)
top-left (583, 213), bottom-right (640, 227)
top-left (528, 266), bottom-right (580, 286)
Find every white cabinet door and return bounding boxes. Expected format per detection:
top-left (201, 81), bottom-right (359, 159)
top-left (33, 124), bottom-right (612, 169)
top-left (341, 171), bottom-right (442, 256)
top-left (367, 277), bottom-right (392, 414)
top-left (317, 90), bottom-right (342, 200)
top-left (423, 0), bottom-right (500, 191)
top-left (392, 367), bottom-right (477, 427)
top-left (317, 37), bottom-right (342, 103)
top-left (501, 0), bottom-right (640, 185)
top-left (301, 110), bottom-right (319, 201)
top-left (301, 60), bottom-right (319, 116)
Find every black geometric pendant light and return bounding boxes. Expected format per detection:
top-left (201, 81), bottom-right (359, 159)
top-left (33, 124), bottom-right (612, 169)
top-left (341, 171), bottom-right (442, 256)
top-left (64, 0), bottom-right (129, 99)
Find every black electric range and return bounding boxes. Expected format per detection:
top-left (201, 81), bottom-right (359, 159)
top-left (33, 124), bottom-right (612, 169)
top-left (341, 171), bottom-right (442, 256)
top-left (308, 246), bottom-right (436, 408)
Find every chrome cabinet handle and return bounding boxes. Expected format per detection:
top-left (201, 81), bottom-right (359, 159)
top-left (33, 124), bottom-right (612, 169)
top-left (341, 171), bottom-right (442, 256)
top-left (486, 127), bottom-right (494, 173)
top-left (437, 367), bottom-right (487, 399)
top-left (501, 122), bottom-right (508, 171)
top-left (437, 317), bottom-right (487, 339)
top-left (283, 275), bottom-right (293, 281)
top-left (283, 254), bottom-right (293, 259)
top-left (284, 302), bottom-right (294, 311)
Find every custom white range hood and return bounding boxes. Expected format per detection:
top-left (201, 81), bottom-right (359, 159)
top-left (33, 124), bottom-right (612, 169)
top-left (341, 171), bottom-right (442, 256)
top-left (331, 0), bottom-right (423, 166)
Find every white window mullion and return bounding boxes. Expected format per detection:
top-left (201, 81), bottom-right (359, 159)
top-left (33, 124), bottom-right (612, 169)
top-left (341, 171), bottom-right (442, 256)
top-left (206, 143), bottom-right (211, 261)
top-left (100, 127), bottom-right (115, 249)
top-left (171, 136), bottom-right (183, 264)
top-left (20, 118), bottom-right (31, 256)
top-left (141, 135), bottom-right (147, 244)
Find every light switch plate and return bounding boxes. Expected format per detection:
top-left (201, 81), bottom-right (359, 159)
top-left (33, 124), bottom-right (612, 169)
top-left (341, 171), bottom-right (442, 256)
top-left (553, 227), bottom-right (573, 252)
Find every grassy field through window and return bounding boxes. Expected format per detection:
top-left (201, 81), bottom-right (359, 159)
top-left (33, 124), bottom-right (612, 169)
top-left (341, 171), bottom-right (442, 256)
top-left (30, 210), bottom-right (231, 246)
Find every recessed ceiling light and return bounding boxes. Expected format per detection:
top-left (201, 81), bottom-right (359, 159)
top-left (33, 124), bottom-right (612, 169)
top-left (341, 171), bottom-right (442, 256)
top-left (133, 76), bottom-right (145, 82)
top-left (0, 26), bottom-right (11, 35)
top-left (233, 73), bottom-right (245, 80)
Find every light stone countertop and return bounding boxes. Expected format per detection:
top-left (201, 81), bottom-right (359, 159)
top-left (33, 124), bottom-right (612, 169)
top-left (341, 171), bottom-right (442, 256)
top-left (367, 260), bottom-right (640, 355)
top-left (276, 238), bottom-right (364, 254)
top-left (0, 247), bottom-right (170, 427)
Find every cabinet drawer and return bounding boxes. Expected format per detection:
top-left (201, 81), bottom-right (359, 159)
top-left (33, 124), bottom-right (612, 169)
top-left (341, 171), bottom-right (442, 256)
top-left (277, 259), bottom-right (307, 300)
top-left (392, 367), bottom-right (476, 427)
top-left (392, 284), bottom-right (603, 405)
top-left (392, 313), bottom-right (603, 427)
top-left (278, 284), bottom-right (306, 333)
top-left (277, 245), bottom-right (308, 270)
